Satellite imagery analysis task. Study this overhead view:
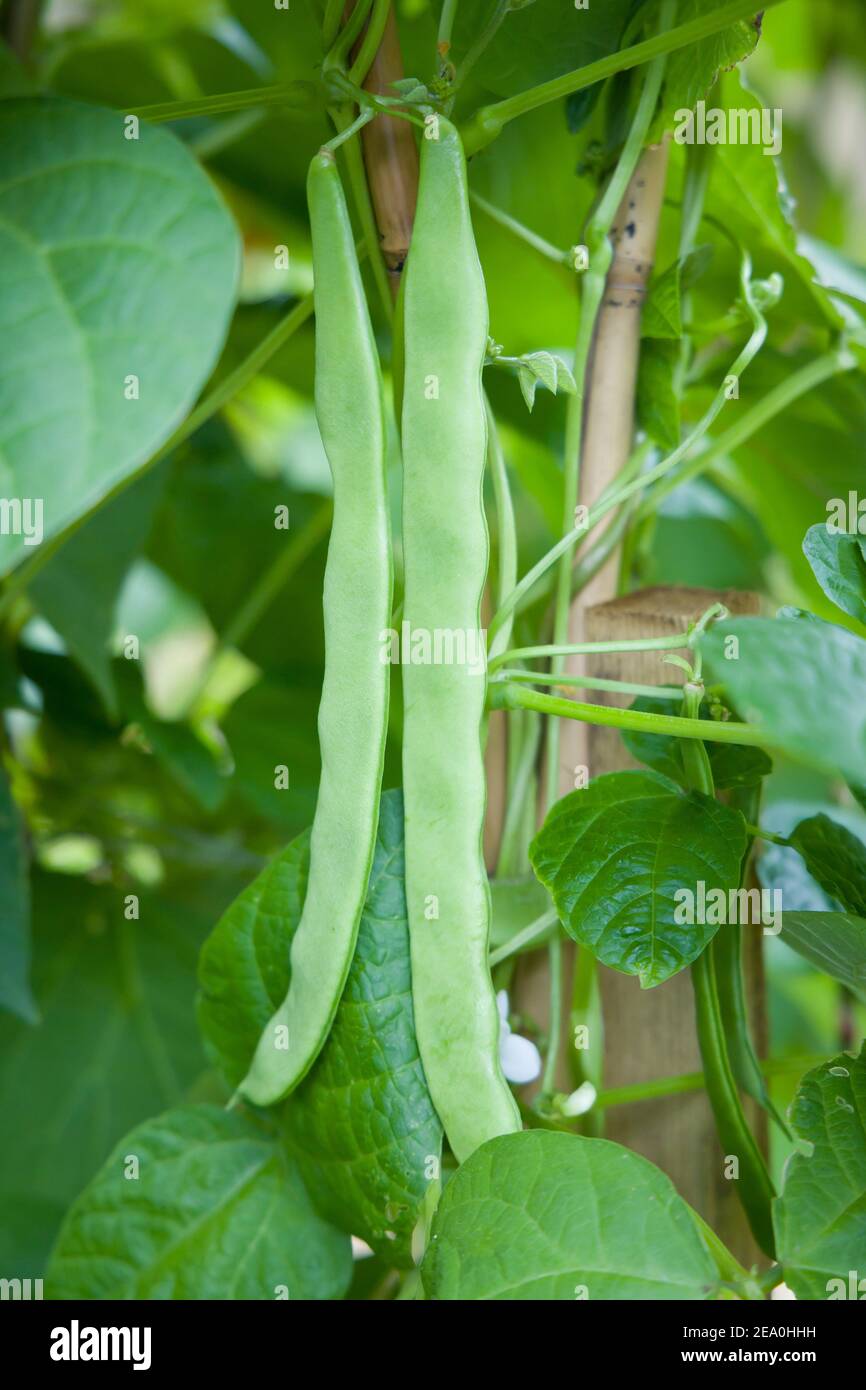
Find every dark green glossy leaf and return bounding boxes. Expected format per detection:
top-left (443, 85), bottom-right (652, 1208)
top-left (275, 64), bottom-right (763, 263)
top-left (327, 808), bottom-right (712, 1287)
top-left (774, 1044), bottom-right (866, 1300)
top-left (421, 1130), bottom-right (718, 1300)
top-left (622, 695), bottom-right (772, 790)
top-left (198, 791), bottom-right (442, 1265)
top-left (46, 1105), bottom-right (351, 1299)
top-left (529, 769), bottom-right (747, 986)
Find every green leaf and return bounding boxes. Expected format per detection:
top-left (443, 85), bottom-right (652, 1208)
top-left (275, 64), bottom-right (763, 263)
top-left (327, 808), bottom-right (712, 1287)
top-left (0, 766), bottom-right (35, 1023)
top-left (456, 0), bottom-right (635, 99)
top-left (529, 769), bottom-right (747, 987)
top-left (524, 350), bottom-right (557, 393)
top-left (789, 814), bottom-right (866, 917)
top-left (514, 352), bottom-right (574, 413)
top-left (699, 617), bottom-right (866, 786)
top-left (30, 465), bottom-right (168, 715)
top-left (780, 912), bottom-right (866, 1003)
top-left (707, 73), bottom-right (841, 330)
top-left (0, 96), bottom-right (239, 575)
top-left (636, 339), bottom-right (680, 452)
top-left (137, 716), bottom-right (226, 814)
top-left (622, 695), bottom-right (772, 791)
top-left (198, 791), bottom-right (443, 1265)
top-left (774, 1044), bottom-right (866, 1300)
top-left (802, 524), bottom-right (866, 626)
top-left (421, 1129), bottom-right (718, 1300)
top-left (0, 872), bottom-right (222, 1258)
top-left (46, 1104), bottom-right (351, 1299)
top-left (653, 0), bottom-right (760, 141)
top-left (641, 259), bottom-right (682, 339)
top-left (284, 794), bottom-right (442, 1266)
top-left (222, 674), bottom-right (321, 832)
top-left (643, 478), bottom-right (768, 592)
top-left (489, 875), bottom-right (553, 952)
top-left (517, 362), bottom-right (539, 412)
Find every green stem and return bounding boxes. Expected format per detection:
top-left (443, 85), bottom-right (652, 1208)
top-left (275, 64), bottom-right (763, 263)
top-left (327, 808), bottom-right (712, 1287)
top-left (450, 0), bottom-right (510, 100)
top-left (469, 190), bottom-right (572, 266)
top-left (545, 6), bottom-right (674, 810)
top-left (324, 106), bottom-right (375, 150)
top-left (679, 684), bottom-right (776, 1257)
top-left (496, 711), bottom-right (542, 876)
top-left (746, 824), bottom-right (788, 846)
top-left (490, 630), bottom-right (692, 672)
top-left (324, 0), bottom-right (374, 78)
top-left (488, 254), bottom-right (769, 645)
top-left (437, 0), bottom-right (459, 51)
top-left (190, 109), bottom-right (266, 159)
top-left (491, 670), bottom-right (683, 700)
top-left (323, 0), bottom-right (344, 47)
top-left (493, 683), bottom-right (780, 753)
top-left (485, 396), bottom-right (517, 659)
top-left (461, 0), bottom-right (788, 154)
top-left (541, 937), bottom-right (563, 1095)
top-left (349, 0), bottom-right (390, 85)
top-left (128, 83), bottom-right (318, 123)
top-left (594, 1054), bottom-right (831, 1109)
top-left (222, 501), bottom-right (334, 652)
top-left (332, 106), bottom-right (393, 321)
top-left (489, 908), bottom-right (559, 968)
top-left (636, 348), bottom-right (853, 518)
top-left (692, 947), bottom-right (777, 1256)
top-left (686, 1206), bottom-right (764, 1296)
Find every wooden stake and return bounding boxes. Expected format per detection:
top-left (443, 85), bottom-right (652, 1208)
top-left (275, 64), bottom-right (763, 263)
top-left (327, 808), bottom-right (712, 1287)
top-left (354, 5), bottom-right (419, 297)
top-left (582, 585), bottom-right (767, 1266)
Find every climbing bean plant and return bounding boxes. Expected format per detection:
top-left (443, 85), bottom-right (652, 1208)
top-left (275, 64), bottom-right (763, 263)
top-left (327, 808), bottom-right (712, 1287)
top-left (1, 0), bottom-right (865, 1304)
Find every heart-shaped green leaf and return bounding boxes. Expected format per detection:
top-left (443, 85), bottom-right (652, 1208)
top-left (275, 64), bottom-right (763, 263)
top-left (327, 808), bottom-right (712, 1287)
top-left (699, 617), bottom-right (866, 785)
top-left (622, 695), bottom-right (772, 791)
top-left (529, 770), bottom-right (747, 986)
top-left (789, 813), bottom-right (866, 917)
top-left (774, 1045), bottom-right (866, 1300)
top-left (0, 96), bottom-right (239, 574)
top-left (803, 524), bottom-right (866, 626)
top-left (421, 1129), bottom-right (718, 1300)
top-left (198, 791), bottom-right (442, 1265)
top-left (46, 1104), bottom-right (351, 1299)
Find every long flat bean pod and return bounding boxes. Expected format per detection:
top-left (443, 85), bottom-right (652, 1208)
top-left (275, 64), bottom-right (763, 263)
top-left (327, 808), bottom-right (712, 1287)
top-left (401, 117), bottom-right (521, 1162)
top-left (240, 150), bottom-right (391, 1106)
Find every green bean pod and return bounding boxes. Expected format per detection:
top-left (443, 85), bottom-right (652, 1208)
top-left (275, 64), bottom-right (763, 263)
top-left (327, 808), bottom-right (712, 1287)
top-left (240, 149), bottom-right (391, 1106)
top-left (401, 117), bottom-right (521, 1162)
top-left (680, 686), bottom-right (776, 1255)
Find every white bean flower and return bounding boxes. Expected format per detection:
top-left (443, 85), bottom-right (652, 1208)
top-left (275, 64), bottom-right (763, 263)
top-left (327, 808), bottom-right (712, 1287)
top-left (497, 990), bottom-right (542, 1085)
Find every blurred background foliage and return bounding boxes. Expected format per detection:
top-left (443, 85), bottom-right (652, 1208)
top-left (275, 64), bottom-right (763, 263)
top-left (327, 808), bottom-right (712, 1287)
top-left (1, 0), bottom-right (865, 1276)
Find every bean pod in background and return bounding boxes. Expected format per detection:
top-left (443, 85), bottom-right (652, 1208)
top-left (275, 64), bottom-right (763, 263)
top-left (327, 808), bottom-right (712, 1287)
top-left (400, 117), bottom-right (521, 1162)
top-left (241, 150), bottom-right (392, 1107)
